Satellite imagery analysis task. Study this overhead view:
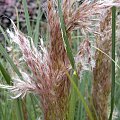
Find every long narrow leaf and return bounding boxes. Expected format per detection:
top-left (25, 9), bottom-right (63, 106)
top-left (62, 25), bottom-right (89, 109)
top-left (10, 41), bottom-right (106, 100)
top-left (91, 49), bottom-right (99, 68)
top-left (0, 62), bottom-right (11, 85)
top-left (57, 1), bottom-right (79, 120)
top-left (66, 71), bottom-right (94, 120)
top-left (57, 0), bottom-right (75, 70)
top-left (22, 0), bottom-right (32, 37)
top-left (0, 44), bottom-right (22, 79)
top-left (34, 4), bottom-right (42, 47)
top-left (0, 26), bottom-right (10, 44)
top-left (109, 6), bottom-right (116, 120)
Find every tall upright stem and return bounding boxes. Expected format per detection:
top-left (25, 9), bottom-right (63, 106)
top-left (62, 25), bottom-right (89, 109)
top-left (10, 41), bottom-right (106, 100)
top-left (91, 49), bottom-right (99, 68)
top-left (109, 6), bottom-right (116, 120)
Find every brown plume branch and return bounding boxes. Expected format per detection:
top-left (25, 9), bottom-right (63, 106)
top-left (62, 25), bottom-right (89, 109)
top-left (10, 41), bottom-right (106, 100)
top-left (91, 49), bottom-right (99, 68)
top-left (92, 9), bottom-right (112, 120)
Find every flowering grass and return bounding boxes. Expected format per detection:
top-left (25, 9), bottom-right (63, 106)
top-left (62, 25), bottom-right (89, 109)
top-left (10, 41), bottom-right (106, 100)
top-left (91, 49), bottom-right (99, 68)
top-left (0, 0), bottom-right (120, 120)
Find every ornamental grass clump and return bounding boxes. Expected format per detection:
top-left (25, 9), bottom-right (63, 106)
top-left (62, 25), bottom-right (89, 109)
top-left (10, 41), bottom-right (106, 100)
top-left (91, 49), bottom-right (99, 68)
top-left (1, 0), bottom-right (120, 120)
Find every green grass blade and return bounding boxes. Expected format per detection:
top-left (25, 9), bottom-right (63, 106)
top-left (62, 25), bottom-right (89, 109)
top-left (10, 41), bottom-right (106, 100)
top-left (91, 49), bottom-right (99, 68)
top-left (66, 72), bottom-right (94, 120)
top-left (15, 7), bottom-right (20, 29)
top-left (57, 0), bottom-right (75, 69)
top-left (22, 0), bottom-right (32, 37)
top-left (0, 95), bottom-right (5, 120)
top-left (30, 95), bottom-right (37, 119)
top-left (0, 62), bottom-right (11, 85)
top-left (76, 71), bottom-right (88, 120)
top-left (68, 72), bottom-right (78, 120)
top-left (0, 44), bottom-right (22, 79)
top-left (0, 45), bottom-right (24, 120)
top-left (109, 6), bottom-right (116, 120)
top-left (57, 1), bottom-right (78, 119)
top-left (0, 26), bottom-right (10, 45)
top-left (33, 4), bottom-right (42, 47)
top-left (16, 99), bottom-right (24, 120)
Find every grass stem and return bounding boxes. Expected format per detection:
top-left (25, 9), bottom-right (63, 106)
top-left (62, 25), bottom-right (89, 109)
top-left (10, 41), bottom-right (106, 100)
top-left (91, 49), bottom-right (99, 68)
top-left (109, 6), bottom-right (116, 120)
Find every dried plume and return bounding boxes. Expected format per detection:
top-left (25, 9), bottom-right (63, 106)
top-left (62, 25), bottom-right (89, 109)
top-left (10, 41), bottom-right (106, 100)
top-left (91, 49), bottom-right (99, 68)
top-left (92, 9), bottom-right (112, 120)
